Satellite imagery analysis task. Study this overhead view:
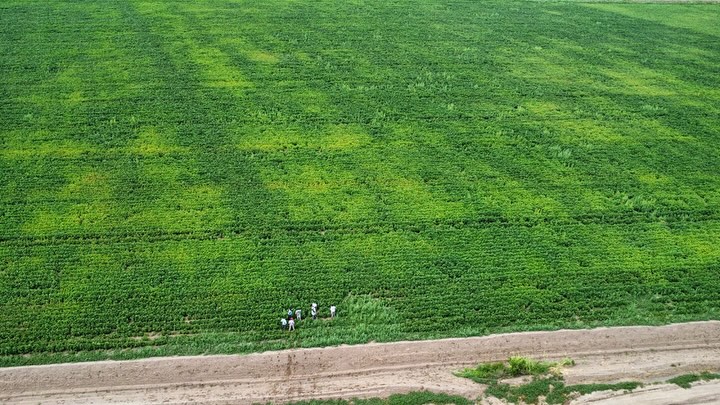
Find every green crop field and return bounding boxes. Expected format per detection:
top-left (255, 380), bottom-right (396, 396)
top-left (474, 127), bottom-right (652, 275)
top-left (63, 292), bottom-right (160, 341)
top-left (1, 0), bottom-right (719, 366)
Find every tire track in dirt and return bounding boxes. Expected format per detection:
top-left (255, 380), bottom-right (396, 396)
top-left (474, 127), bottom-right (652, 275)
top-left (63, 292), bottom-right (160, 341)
top-left (1, 321), bottom-right (719, 404)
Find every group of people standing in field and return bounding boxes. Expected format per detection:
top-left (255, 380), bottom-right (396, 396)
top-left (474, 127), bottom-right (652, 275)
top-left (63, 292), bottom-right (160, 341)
top-left (281, 303), bottom-right (336, 331)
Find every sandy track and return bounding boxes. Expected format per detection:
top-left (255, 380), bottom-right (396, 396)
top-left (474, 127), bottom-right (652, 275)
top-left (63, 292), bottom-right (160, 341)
top-left (1, 321), bottom-right (719, 404)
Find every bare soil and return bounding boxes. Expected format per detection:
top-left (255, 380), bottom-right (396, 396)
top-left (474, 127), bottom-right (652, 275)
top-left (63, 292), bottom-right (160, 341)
top-left (1, 321), bottom-right (719, 404)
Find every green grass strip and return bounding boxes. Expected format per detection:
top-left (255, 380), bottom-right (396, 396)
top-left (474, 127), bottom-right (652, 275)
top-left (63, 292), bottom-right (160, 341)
top-left (667, 372), bottom-right (720, 389)
top-left (272, 391), bottom-right (471, 405)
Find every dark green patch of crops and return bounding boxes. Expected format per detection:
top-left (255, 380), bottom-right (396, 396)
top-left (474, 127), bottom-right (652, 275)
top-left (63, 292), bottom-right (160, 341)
top-left (1, 0), bottom-right (720, 365)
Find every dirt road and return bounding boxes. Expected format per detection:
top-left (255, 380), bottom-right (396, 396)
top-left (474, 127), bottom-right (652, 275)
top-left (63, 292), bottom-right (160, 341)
top-left (1, 321), bottom-right (720, 404)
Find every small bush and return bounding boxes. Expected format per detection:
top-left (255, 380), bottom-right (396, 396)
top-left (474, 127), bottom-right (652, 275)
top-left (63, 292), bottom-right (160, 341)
top-left (508, 356), bottom-right (552, 376)
top-left (457, 357), bottom-right (569, 384)
top-left (456, 361), bottom-right (507, 383)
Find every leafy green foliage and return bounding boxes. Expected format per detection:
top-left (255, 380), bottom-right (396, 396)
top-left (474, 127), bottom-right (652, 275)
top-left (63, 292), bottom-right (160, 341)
top-left (457, 361), bottom-right (508, 384)
top-left (668, 372), bottom-right (720, 389)
top-left (486, 376), bottom-right (642, 404)
top-left (1, 0), bottom-right (720, 365)
top-left (565, 382), bottom-right (642, 396)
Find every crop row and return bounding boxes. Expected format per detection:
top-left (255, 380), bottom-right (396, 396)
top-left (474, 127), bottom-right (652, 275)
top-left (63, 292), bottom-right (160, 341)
top-left (1, 208), bottom-right (719, 245)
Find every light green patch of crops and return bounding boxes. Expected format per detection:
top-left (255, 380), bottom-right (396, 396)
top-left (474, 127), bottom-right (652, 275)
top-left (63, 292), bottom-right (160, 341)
top-left (1, 0), bottom-right (720, 366)
top-left (237, 124), bottom-right (371, 153)
top-left (129, 126), bottom-right (188, 156)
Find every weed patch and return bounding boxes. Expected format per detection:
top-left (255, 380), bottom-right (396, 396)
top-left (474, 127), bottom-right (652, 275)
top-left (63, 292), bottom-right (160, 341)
top-left (459, 358), bottom-right (641, 404)
top-left (668, 372), bottom-right (720, 389)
